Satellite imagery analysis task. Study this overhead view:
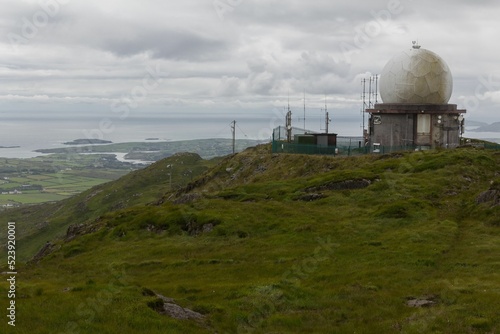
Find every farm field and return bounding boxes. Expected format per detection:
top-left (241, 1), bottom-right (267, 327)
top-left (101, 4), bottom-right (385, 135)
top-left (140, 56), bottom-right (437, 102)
top-left (0, 139), bottom-right (261, 206)
top-left (0, 154), bottom-right (133, 207)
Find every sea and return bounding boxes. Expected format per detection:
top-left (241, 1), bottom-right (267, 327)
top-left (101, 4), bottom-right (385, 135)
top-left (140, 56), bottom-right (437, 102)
top-left (0, 114), bottom-right (269, 159)
top-left (0, 114), bottom-right (498, 159)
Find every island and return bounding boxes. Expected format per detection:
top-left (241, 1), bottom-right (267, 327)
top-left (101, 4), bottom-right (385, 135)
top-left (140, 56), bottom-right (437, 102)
top-left (63, 139), bottom-right (113, 145)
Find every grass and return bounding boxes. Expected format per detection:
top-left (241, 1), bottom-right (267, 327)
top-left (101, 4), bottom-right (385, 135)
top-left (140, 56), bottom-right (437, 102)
top-left (0, 152), bottom-right (220, 261)
top-left (0, 145), bottom-right (499, 333)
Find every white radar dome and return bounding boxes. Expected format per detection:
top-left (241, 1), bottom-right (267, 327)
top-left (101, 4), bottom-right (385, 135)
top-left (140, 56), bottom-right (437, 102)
top-left (379, 46), bottom-right (453, 104)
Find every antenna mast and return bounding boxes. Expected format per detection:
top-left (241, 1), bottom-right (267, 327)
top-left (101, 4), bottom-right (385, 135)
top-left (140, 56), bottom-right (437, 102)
top-left (231, 120), bottom-right (236, 154)
top-left (286, 97), bottom-right (292, 143)
top-left (324, 95), bottom-right (330, 134)
top-left (303, 90), bottom-right (306, 130)
top-left (361, 78), bottom-right (367, 136)
top-left (368, 77), bottom-right (373, 109)
top-left (320, 95), bottom-right (331, 134)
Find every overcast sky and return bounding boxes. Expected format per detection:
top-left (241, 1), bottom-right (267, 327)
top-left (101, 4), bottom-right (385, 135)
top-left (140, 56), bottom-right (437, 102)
top-left (0, 0), bottom-right (499, 129)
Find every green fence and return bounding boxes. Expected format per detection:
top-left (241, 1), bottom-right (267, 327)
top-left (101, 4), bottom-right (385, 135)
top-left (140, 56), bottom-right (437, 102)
top-left (272, 140), bottom-right (500, 156)
top-left (272, 141), bottom-right (393, 156)
top-left (272, 141), bottom-right (339, 155)
top-left (484, 142), bottom-right (500, 150)
top-left (272, 141), bottom-right (425, 156)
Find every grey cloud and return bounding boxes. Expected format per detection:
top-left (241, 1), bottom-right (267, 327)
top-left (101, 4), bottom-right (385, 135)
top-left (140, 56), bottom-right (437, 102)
top-left (100, 29), bottom-right (230, 61)
top-left (0, 0), bottom-right (498, 125)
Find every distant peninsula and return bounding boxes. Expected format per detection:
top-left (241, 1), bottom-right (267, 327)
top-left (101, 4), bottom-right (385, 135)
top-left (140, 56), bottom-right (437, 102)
top-left (63, 139), bottom-right (113, 145)
top-left (472, 122), bottom-right (500, 133)
top-left (0, 146), bottom-right (20, 149)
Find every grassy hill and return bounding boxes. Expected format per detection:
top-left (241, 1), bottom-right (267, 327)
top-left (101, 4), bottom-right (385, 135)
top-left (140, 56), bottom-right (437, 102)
top-left (0, 152), bottom-right (221, 261)
top-left (1, 145), bottom-right (499, 333)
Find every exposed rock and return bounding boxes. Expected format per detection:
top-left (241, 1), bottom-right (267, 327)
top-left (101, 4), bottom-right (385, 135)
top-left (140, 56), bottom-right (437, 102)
top-left (296, 193), bottom-right (326, 201)
top-left (202, 223), bottom-right (214, 233)
top-left (476, 189), bottom-right (500, 206)
top-left (255, 164), bottom-right (267, 173)
top-left (147, 291), bottom-right (205, 321)
top-left (306, 179), bottom-right (372, 192)
top-left (29, 242), bottom-right (56, 264)
top-left (406, 295), bottom-right (437, 308)
top-left (65, 223), bottom-right (100, 242)
top-left (162, 302), bottom-right (205, 320)
top-left (85, 189), bottom-right (103, 201)
top-left (406, 299), bottom-right (436, 307)
top-left (183, 221), bottom-right (216, 236)
top-left (145, 224), bottom-right (167, 234)
top-left (172, 193), bottom-right (202, 205)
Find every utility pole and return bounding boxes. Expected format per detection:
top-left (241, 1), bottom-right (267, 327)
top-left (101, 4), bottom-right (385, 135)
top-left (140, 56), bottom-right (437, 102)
top-left (303, 90), bottom-right (306, 130)
top-left (325, 95), bottom-right (329, 134)
top-left (231, 120), bottom-right (236, 154)
top-left (325, 110), bottom-right (330, 134)
top-left (167, 164), bottom-right (173, 189)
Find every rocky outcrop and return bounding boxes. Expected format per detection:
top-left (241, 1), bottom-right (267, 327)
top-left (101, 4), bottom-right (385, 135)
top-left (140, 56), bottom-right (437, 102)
top-left (144, 289), bottom-right (205, 321)
top-left (476, 189), bottom-right (500, 207)
top-left (182, 222), bottom-right (215, 236)
top-left (305, 179), bottom-right (372, 193)
top-left (65, 223), bottom-right (100, 242)
top-left (296, 193), bottom-right (326, 202)
top-left (406, 295), bottom-right (438, 308)
top-left (29, 242), bottom-right (56, 264)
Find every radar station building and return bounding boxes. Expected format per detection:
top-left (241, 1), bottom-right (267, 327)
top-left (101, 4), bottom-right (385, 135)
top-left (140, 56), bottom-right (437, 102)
top-left (366, 43), bottom-right (466, 151)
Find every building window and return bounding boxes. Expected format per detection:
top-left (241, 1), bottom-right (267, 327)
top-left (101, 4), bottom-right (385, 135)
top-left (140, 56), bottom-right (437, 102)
top-left (417, 114), bottom-right (431, 135)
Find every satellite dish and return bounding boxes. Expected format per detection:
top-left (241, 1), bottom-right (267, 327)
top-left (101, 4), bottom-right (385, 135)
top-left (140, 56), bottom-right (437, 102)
top-left (458, 115), bottom-right (464, 122)
top-left (287, 125), bottom-right (292, 130)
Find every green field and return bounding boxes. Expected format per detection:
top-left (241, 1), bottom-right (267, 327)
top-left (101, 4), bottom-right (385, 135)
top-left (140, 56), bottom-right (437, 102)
top-left (0, 154), bottom-right (134, 206)
top-left (0, 170), bottom-right (128, 206)
top-left (0, 139), bottom-right (262, 206)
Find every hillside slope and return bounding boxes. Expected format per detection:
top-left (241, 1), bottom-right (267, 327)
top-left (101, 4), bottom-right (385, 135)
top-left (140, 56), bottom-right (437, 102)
top-left (1, 152), bottom-right (221, 261)
top-left (1, 146), bottom-right (499, 333)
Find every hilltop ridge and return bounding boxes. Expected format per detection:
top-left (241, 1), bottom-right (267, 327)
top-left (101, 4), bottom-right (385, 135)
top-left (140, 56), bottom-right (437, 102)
top-left (1, 145), bottom-right (499, 333)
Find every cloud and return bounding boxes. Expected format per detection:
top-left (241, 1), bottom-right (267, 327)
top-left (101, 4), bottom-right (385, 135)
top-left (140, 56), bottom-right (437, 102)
top-left (0, 0), bottom-right (498, 126)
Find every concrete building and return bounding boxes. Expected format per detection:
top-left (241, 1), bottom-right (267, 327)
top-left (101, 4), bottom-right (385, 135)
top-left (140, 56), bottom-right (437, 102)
top-left (366, 43), bottom-right (466, 151)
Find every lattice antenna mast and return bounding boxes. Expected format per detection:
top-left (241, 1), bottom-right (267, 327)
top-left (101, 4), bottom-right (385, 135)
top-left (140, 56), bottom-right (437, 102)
top-left (320, 95), bottom-right (331, 134)
top-left (286, 94), bottom-right (292, 143)
top-left (231, 120), bottom-right (236, 154)
top-left (361, 78), bottom-right (367, 135)
top-left (297, 90), bottom-right (307, 131)
top-left (368, 77), bottom-right (373, 109)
